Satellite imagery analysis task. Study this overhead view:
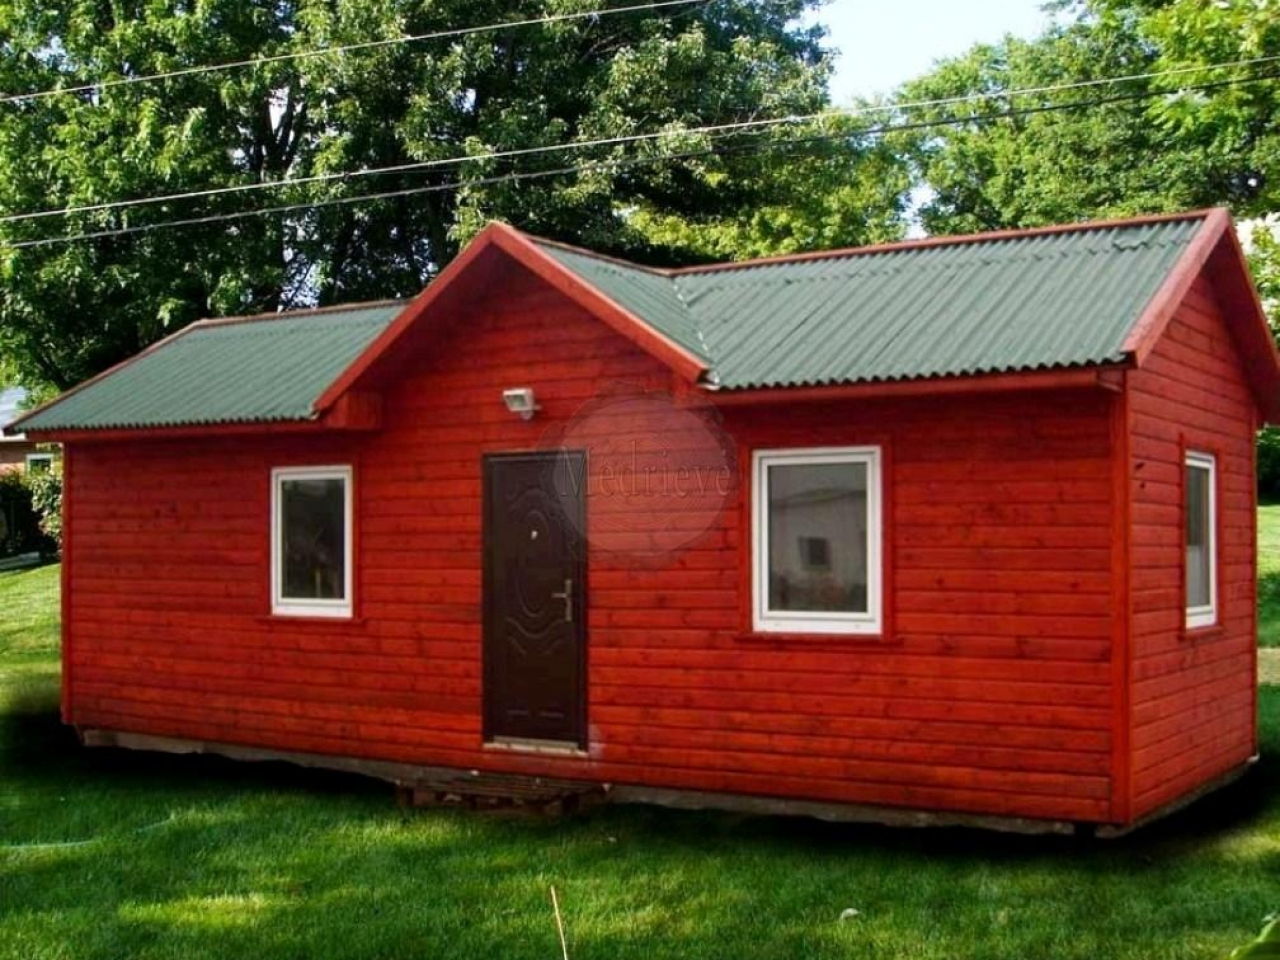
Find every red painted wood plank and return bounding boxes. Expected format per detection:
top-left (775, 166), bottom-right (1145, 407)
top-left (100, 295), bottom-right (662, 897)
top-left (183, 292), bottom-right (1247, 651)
top-left (1126, 276), bottom-right (1258, 811)
top-left (61, 252), bottom-right (1215, 825)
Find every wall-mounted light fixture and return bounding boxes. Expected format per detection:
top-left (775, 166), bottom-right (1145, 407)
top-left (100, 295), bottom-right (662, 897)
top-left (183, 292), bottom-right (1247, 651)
top-left (502, 387), bottom-right (539, 421)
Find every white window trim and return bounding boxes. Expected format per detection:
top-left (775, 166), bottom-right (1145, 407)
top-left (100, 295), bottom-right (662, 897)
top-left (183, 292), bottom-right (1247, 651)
top-left (271, 465), bottom-right (354, 619)
top-left (24, 452), bottom-right (53, 471)
top-left (1185, 450), bottom-right (1217, 630)
top-left (752, 446), bottom-right (883, 635)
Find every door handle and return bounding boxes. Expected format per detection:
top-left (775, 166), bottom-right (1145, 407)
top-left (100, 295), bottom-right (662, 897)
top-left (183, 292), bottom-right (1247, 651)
top-left (551, 578), bottom-right (573, 623)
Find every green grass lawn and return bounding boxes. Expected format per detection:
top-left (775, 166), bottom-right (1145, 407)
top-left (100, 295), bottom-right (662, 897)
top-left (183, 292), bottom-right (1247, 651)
top-left (3, 564), bottom-right (1279, 960)
top-left (0, 563), bottom-right (60, 703)
top-left (1259, 502), bottom-right (1280, 647)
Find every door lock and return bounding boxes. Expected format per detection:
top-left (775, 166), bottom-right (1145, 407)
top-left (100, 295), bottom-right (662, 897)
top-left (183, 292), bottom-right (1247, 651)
top-left (551, 578), bottom-right (573, 622)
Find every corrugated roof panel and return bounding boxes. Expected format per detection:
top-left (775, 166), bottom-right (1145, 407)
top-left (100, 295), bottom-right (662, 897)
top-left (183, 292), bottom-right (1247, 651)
top-left (530, 242), bottom-right (712, 362)
top-left (669, 216), bottom-right (1202, 388)
top-left (16, 302), bottom-right (404, 432)
top-left (17, 215), bottom-right (1211, 435)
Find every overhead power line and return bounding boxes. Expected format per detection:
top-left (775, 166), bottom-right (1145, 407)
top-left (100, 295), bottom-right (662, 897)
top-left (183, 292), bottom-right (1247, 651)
top-left (5, 53), bottom-right (1280, 227)
top-left (12, 136), bottom-right (845, 250)
top-left (8, 69), bottom-right (1278, 251)
top-left (0, 0), bottom-right (710, 106)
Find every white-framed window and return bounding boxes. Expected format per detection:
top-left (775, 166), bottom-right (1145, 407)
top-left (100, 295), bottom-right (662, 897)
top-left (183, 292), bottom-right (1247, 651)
top-left (1184, 451), bottom-right (1217, 630)
top-left (24, 453), bottom-right (53, 473)
top-left (752, 446), bottom-right (882, 635)
top-left (271, 466), bottom-right (353, 618)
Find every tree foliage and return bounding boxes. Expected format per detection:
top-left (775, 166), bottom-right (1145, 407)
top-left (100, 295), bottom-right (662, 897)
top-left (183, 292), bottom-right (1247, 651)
top-left (1088, 0), bottom-right (1280, 219)
top-left (23, 461), bottom-right (61, 547)
top-left (0, 0), bottom-right (911, 390)
top-left (896, 0), bottom-right (1279, 234)
top-left (1242, 216), bottom-right (1280, 323)
top-left (0, 468), bottom-right (53, 555)
top-left (1243, 216), bottom-right (1280, 497)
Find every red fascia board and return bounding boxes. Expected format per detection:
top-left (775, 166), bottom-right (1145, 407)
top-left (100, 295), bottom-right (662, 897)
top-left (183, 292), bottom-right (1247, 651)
top-left (705, 366), bottom-right (1124, 407)
top-left (1121, 207), bottom-right (1280, 423)
top-left (487, 225), bottom-right (708, 381)
top-left (1121, 208), bottom-right (1231, 363)
top-left (312, 222), bottom-right (509, 413)
top-left (1212, 224), bottom-right (1280, 423)
top-left (315, 222), bottom-right (708, 414)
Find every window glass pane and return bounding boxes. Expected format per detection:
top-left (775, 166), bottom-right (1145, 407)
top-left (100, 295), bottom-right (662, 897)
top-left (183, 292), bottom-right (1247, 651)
top-left (281, 477), bottom-right (346, 600)
top-left (1185, 463), bottom-right (1211, 610)
top-left (767, 461), bottom-right (868, 613)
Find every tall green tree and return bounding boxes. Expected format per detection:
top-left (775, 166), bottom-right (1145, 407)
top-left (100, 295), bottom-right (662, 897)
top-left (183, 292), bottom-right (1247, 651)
top-left (1088, 0), bottom-right (1280, 219)
top-left (895, 0), bottom-right (1278, 235)
top-left (0, 0), bottom-right (910, 391)
top-left (1243, 218), bottom-right (1280, 319)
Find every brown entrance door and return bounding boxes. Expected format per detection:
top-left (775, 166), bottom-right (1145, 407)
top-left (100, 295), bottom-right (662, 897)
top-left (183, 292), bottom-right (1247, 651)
top-left (482, 451), bottom-right (587, 748)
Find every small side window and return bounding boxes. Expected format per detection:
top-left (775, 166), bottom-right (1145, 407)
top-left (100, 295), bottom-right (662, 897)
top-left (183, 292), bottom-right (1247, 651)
top-left (1184, 451), bottom-right (1216, 630)
top-left (272, 466), bottom-right (353, 618)
top-left (25, 453), bottom-right (53, 473)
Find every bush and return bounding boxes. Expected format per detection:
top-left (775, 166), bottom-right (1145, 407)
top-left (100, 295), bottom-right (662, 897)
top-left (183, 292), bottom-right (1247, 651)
top-left (0, 471), bottom-right (50, 557)
top-left (1260, 428), bottom-right (1280, 501)
top-left (24, 464), bottom-right (61, 548)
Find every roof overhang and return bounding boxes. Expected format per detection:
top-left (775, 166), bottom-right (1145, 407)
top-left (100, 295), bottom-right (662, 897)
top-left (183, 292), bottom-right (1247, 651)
top-left (19, 390), bottom-right (382, 444)
top-left (17, 209), bottom-right (1276, 441)
top-left (1121, 207), bottom-right (1280, 423)
top-left (704, 365), bottom-right (1128, 407)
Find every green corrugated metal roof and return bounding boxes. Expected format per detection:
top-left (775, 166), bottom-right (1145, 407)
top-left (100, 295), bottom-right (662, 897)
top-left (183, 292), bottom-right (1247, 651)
top-left (15, 302), bottom-right (403, 432)
top-left (14, 215), bottom-right (1212, 435)
top-left (532, 215), bottom-right (1206, 390)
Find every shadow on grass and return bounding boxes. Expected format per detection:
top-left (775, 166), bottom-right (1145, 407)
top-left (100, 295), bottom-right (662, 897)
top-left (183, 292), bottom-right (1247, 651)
top-left (3, 681), bottom-right (1279, 960)
top-left (4, 683), bottom-right (1277, 863)
top-left (0, 685), bottom-right (390, 835)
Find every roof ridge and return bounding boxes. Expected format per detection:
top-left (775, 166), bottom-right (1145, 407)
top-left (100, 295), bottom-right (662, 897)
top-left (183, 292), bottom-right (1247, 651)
top-left (522, 231), bottom-right (676, 277)
top-left (666, 272), bottom-right (715, 370)
top-left (674, 232), bottom-right (1193, 287)
top-left (668, 209), bottom-right (1220, 276)
top-left (195, 298), bottom-right (407, 329)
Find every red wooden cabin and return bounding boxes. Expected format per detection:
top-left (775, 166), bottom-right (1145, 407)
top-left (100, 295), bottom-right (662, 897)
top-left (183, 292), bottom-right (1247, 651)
top-left (12, 208), bottom-right (1279, 834)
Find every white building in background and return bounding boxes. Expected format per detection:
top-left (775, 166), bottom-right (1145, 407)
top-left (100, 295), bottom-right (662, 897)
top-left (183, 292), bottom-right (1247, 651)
top-left (0, 387), bottom-right (53, 474)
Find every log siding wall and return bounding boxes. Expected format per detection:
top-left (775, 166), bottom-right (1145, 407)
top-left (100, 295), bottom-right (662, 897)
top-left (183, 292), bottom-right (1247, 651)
top-left (1126, 275), bottom-right (1259, 818)
top-left (64, 263), bottom-right (1244, 826)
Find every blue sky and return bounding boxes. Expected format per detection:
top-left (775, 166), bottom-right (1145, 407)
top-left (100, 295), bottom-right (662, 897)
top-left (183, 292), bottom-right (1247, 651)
top-left (814, 0), bottom-right (1053, 103)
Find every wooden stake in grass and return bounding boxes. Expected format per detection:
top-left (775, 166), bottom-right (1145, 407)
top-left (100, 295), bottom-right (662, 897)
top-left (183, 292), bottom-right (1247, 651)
top-left (550, 885), bottom-right (569, 960)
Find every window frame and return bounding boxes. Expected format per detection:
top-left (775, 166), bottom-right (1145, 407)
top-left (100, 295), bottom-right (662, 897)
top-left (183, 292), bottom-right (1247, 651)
top-left (751, 445), bottom-right (883, 636)
top-left (271, 465), bottom-right (354, 619)
top-left (24, 452), bottom-right (53, 473)
top-left (1184, 450), bottom-right (1217, 631)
